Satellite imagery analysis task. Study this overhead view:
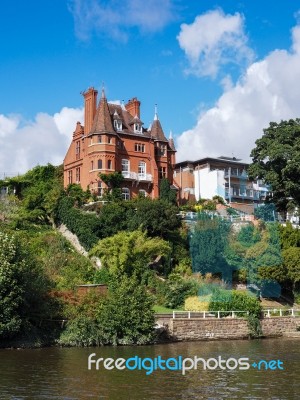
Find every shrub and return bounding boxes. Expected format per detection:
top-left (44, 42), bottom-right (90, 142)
top-left (209, 289), bottom-right (261, 318)
top-left (184, 295), bottom-right (210, 311)
top-left (163, 278), bottom-right (199, 309)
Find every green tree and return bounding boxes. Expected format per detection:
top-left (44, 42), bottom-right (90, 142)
top-left (282, 247), bottom-right (300, 292)
top-left (190, 214), bottom-right (231, 278)
top-left (1, 164), bottom-right (63, 226)
top-left (248, 119), bottom-right (300, 214)
top-left (0, 232), bottom-right (55, 340)
top-left (89, 230), bottom-right (171, 279)
top-left (98, 276), bottom-right (155, 345)
top-left (126, 198), bottom-right (181, 238)
top-left (159, 178), bottom-right (177, 204)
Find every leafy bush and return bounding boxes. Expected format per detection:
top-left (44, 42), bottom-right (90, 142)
top-left (163, 278), bottom-right (199, 309)
top-left (60, 277), bottom-right (155, 346)
top-left (184, 295), bottom-right (210, 311)
top-left (209, 289), bottom-right (261, 318)
top-left (55, 196), bottom-right (102, 250)
top-left (0, 231), bottom-right (59, 341)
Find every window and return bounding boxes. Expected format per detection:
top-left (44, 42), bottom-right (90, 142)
top-left (75, 167), bottom-right (80, 183)
top-left (114, 119), bottom-right (122, 131)
top-left (91, 160), bottom-right (94, 170)
top-left (122, 187), bottom-right (130, 200)
top-left (107, 160), bottom-right (112, 169)
top-left (160, 145), bottom-right (167, 156)
top-left (159, 167), bottom-right (167, 179)
top-left (97, 182), bottom-right (103, 197)
top-left (98, 135), bottom-right (102, 143)
top-left (122, 159), bottom-right (129, 173)
top-left (135, 143), bottom-right (145, 152)
top-left (156, 144), bottom-right (166, 156)
top-left (68, 170), bottom-right (73, 185)
top-left (138, 161), bottom-right (146, 178)
top-left (108, 136), bottom-right (112, 144)
top-left (75, 141), bottom-right (80, 159)
top-left (97, 159), bottom-right (102, 170)
top-left (139, 189), bottom-right (147, 197)
top-left (134, 123), bottom-right (141, 133)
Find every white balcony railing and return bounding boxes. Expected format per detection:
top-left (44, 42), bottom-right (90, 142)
top-left (122, 171), bottom-right (153, 182)
top-left (138, 173), bottom-right (152, 181)
top-left (122, 171), bottom-right (138, 180)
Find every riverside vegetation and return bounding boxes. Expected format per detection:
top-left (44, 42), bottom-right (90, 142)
top-left (1, 163), bottom-right (300, 347)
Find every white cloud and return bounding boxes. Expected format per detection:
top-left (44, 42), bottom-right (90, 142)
top-left (69, 0), bottom-right (176, 42)
top-left (0, 107), bottom-right (83, 176)
top-left (177, 9), bottom-right (254, 78)
top-left (176, 23), bottom-right (300, 163)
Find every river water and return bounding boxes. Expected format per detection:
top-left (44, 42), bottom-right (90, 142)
top-left (0, 339), bottom-right (299, 400)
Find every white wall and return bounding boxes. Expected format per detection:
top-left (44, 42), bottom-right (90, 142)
top-left (194, 167), bottom-right (226, 201)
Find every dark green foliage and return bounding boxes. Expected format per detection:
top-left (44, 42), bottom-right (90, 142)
top-left (97, 277), bottom-right (155, 345)
top-left (126, 198), bottom-right (181, 238)
top-left (97, 202), bottom-right (129, 237)
top-left (60, 277), bottom-right (155, 346)
top-left (254, 204), bottom-right (276, 221)
top-left (55, 196), bottom-right (101, 250)
top-left (0, 232), bottom-right (59, 340)
top-left (249, 119), bottom-right (300, 213)
top-left (159, 178), bottom-right (177, 204)
top-left (99, 172), bottom-right (124, 201)
top-left (237, 224), bottom-right (261, 247)
top-left (279, 222), bottom-right (300, 249)
top-left (190, 214), bottom-right (231, 277)
top-left (65, 184), bottom-right (90, 206)
top-left (209, 289), bottom-right (262, 318)
top-left (2, 164), bottom-right (63, 226)
top-left (163, 278), bottom-right (198, 309)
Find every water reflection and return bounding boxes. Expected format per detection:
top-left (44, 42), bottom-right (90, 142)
top-left (0, 339), bottom-right (298, 400)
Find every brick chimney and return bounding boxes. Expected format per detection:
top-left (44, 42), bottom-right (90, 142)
top-left (125, 97), bottom-right (141, 118)
top-left (83, 87), bottom-right (98, 134)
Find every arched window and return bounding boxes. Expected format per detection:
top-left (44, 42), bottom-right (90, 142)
top-left (97, 159), bottom-right (102, 169)
top-left (122, 187), bottom-right (130, 200)
top-left (107, 160), bottom-right (112, 169)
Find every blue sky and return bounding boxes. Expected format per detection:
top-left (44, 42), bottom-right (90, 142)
top-left (1, 0), bottom-right (300, 173)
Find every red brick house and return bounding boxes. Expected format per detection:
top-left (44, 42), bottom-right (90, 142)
top-left (63, 87), bottom-right (176, 199)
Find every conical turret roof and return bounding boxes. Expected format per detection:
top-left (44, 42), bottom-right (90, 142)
top-left (90, 89), bottom-right (114, 134)
top-left (150, 105), bottom-right (168, 142)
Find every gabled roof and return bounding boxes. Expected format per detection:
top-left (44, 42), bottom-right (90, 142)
top-left (90, 90), bottom-right (114, 134)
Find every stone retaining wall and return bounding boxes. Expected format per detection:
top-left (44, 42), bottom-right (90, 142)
top-left (169, 318), bottom-right (249, 341)
top-left (164, 317), bottom-right (300, 341)
top-left (261, 317), bottom-right (299, 337)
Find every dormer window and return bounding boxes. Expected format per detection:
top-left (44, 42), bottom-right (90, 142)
top-left (114, 119), bottom-right (122, 132)
top-left (134, 123), bottom-right (141, 133)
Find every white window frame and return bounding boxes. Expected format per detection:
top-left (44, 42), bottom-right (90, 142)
top-left (122, 159), bottom-right (130, 173)
top-left (122, 187), bottom-right (130, 200)
top-left (138, 161), bottom-right (146, 178)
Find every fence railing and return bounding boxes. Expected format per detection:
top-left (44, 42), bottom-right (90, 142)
top-left (171, 309), bottom-right (300, 319)
top-left (172, 310), bottom-right (250, 319)
top-left (262, 308), bottom-right (300, 318)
